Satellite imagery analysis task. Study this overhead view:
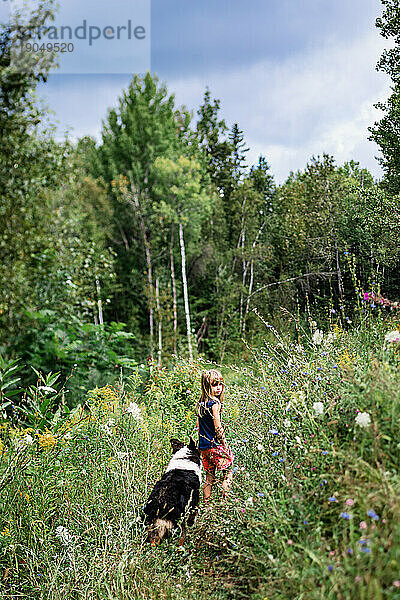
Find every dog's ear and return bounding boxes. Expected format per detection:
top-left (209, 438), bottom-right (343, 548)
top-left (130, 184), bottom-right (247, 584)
top-left (170, 438), bottom-right (184, 453)
top-left (188, 436), bottom-right (196, 451)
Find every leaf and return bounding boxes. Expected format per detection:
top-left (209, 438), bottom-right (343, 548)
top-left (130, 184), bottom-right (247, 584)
top-left (1, 377), bottom-right (21, 391)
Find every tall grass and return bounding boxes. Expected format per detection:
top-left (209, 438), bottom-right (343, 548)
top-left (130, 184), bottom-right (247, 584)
top-left (1, 313), bottom-right (399, 599)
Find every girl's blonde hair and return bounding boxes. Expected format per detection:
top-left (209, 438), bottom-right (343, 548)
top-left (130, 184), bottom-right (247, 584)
top-left (197, 369), bottom-right (224, 416)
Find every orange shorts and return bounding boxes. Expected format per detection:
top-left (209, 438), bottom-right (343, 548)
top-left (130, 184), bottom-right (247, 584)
top-left (200, 445), bottom-right (234, 472)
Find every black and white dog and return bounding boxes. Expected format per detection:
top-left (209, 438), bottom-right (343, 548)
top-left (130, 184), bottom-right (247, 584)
top-left (143, 437), bottom-right (201, 544)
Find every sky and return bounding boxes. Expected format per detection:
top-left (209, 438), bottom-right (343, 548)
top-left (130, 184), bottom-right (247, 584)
top-left (34, 0), bottom-right (390, 183)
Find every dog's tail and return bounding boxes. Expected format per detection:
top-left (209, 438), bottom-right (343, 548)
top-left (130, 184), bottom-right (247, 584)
top-left (146, 519), bottom-right (174, 545)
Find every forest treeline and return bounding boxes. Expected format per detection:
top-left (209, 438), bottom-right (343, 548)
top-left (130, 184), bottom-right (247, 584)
top-left (1, 1), bottom-right (400, 394)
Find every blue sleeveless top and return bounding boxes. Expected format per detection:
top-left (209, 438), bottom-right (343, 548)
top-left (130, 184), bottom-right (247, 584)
top-left (198, 400), bottom-right (218, 450)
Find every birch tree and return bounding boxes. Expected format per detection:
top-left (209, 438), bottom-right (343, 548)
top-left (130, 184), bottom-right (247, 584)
top-left (153, 156), bottom-right (213, 360)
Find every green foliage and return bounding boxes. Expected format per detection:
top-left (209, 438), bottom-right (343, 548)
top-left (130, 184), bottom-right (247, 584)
top-left (369, 0), bottom-right (400, 194)
top-left (0, 355), bottom-right (22, 412)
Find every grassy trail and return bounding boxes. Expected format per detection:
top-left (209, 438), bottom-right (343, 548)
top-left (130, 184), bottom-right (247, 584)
top-left (1, 318), bottom-right (400, 599)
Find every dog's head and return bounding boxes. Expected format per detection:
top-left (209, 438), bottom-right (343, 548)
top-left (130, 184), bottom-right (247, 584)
top-left (170, 437), bottom-right (200, 465)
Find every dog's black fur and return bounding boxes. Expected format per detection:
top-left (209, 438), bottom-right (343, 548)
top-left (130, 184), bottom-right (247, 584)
top-left (143, 437), bottom-right (201, 544)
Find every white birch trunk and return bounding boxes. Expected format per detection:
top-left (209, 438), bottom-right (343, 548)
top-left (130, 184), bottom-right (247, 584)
top-left (170, 225), bottom-right (177, 354)
top-left (243, 258), bottom-right (254, 333)
top-left (179, 220), bottom-right (193, 361)
top-left (95, 276), bottom-right (104, 326)
top-left (155, 278), bottom-right (162, 366)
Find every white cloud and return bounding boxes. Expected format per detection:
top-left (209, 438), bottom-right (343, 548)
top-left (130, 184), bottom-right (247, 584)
top-left (42, 26), bottom-right (391, 184)
top-left (169, 29), bottom-right (391, 182)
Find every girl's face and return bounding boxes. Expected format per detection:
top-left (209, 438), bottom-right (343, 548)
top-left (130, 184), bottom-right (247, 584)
top-left (211, 379), bottom-right (223, 398)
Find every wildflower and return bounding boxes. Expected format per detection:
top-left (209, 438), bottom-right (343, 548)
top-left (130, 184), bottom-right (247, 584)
top-left (117, 452), bottom-right (129, 460)
top-left (312, 329), bottom-right (324, 345)
top-left (287, 539), bottom-right (293, 545)
top-left (355, 412), bottom-right (371, 428)
top-left (384, 330), bottom-right (400, 343)
top-left (322, 451), bottom-right (328, 455)
top-left (102, 418), bottom-right (116, 436)
top-left (313, 402), bottom-right (324, 416)
top-left (257, 493), bottom-right (265, 497)
top-left (126, 402), bottom-right (143, 421)
top-left (367, 509), bottom-right (379, 521)
top-left (257, 443), bottom-right (265, 452)
top-left (326, 332), bottom-right (336, 343)
top-left (328, 565), bottom-right (334, 572)
top-left (360, 547), bottom-right (371, 554)
top-left (245, 497), bottom-right (254, 506)
top-left (328, 497), bottom-right (337, 502)
top-left (346, 499), bottom-right (354, 506)
top-left (359, 521), bottom-right (367, 530)
top-left (55, 526), bottom-right (73, 546)
top-left (38, 432), bottom-right (56, 450)
top-left (284, 419), bottom-right (291, 429)
top-left (393, 581), bottom-right (400, 588)
top-left (272, 451), bottom-right (279, 457)
top-left (268, 430), bottom-right (279, 435)
top-left (347, 548), bottom-right (353, 554)
top-left (355, 575), bottom-right (362, 583)
top-left (340, 512), bottom-right (352, 520)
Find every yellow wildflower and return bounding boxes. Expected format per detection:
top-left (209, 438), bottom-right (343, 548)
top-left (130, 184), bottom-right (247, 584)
top-left (38, 432), bottom-right (57, 450)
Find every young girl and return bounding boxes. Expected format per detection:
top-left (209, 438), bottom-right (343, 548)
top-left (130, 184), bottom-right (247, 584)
top-left (196, 369), bottom-right (233, 504)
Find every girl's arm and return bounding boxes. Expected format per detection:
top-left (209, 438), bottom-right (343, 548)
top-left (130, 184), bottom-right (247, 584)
top-left (212, 402), bottom-right (227, 448)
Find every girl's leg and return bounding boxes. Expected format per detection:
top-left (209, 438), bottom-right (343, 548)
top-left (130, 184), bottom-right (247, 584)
top-left (221, 468), bottom-right (233, 497)
top-left (203, 467), bottom-right (216, 504)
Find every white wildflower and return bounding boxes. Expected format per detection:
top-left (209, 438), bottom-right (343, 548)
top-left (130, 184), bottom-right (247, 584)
top-left (245, 497), bottom-right (254, 506)
top-left (312, 329), bottom-right (324, 345)
top-left (256, 443), bottom-right (265, 452)
top-left (313, 402), bottom-right (324, 416)
top-left (284, 419), bottom-right (291, 429)
top-left (326, 332), bottom-right (336, 343)
top-left (64, 432), bottom-right (72, 440)
top-left (117, 451), bottom-right (129, 460)
top-left (355, 412), bottom-right (371, 428)
top-left (38, 386), bottom-right (57, 394)
top-left (295, 435), bottom-right (303, 446)
top-left (55, 525), bottom-right (74, 546)
top-left (102, 418), bottom-right (116, 435)
top-left (25, 434), bottom-right (34, 445)
top-left (384, 330), bottom-right (400, 343)
top-left (127, 401), bottom-right (143, 421)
